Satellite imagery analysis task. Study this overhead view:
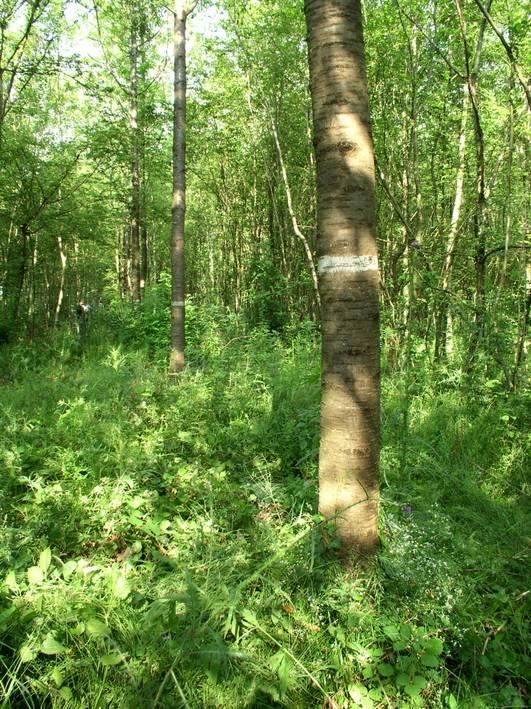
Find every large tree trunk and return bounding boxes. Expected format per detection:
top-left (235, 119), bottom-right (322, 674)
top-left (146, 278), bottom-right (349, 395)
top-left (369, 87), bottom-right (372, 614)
top-left (169, 0), bottom-right (190, 374)
top-left (305, 0), bottom-right (380, 555)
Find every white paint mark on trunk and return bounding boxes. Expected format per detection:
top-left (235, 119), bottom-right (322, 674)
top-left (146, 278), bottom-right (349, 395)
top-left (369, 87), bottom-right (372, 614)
top-left (318, 255), bottom-right (378, 274)
top-left (172, 301), bottom-right (184, 307)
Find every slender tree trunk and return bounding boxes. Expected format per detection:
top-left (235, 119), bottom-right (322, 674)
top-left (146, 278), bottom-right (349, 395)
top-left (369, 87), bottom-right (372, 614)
top-left (455, 0), bottom-right (491, 367)
top-left (494, 82), bottom-right (514, 310)
top-left (54, 235), bottom-right (67, 327)
top-left (471, 0), bottom-right (531, 111)
top-left (130, 12), bottom-right (141, 302)
top-left (270, 116), bottom-right (321, 316)
top-left (115, 234), bottom-right (122, 298)
top-left (73, 238), bottom-right (81, 302)
top-left (406, 23), bottom-right (422, 330)
top-left (512, 279), bottom-right (530, 391)
top-left (169, 0), bottom-right (196, 374)
top-left (305, 0), bottom-right (380, 555)
top-left (0, 67), bottom-right (5, 140)
top-left (122, 227), bottom-right (130, 298)
top-left (11, 224), bottom-right (29, 334)
top-left (28, 233), bottom-right (38, 337)
top-left (435, 83), bottom-right (469, 360)
top-left (1, 219), bottom-right (16, 307)
top-left (141, 222), bottom-right (148, 298)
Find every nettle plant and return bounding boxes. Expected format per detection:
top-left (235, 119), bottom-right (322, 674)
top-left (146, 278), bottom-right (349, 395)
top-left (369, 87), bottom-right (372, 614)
top-left (330, 622), bottom-right (445, 706)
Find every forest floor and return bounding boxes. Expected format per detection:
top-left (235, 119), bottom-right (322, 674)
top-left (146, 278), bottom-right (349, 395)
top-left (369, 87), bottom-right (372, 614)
top-left (0, 308), bottom-right (529, 708)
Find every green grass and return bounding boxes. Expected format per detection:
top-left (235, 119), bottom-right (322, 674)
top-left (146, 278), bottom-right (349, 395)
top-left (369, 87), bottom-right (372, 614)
top-left (0, 310), bottom-right (529, 708)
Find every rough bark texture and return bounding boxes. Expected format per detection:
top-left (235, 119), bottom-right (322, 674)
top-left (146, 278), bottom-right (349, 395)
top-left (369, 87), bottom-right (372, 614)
top-left (169, 0), bottom-right (187, 374)
top-left (305, 0), bottom-right (380, 555)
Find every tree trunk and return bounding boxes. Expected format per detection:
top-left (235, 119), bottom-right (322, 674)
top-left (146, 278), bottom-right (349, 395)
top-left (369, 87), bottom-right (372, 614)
top-left (122, 227), bottom-right (130, 299)
top-left (53, 234), bottom-right (67, 327)
top-left (435, 83), bottom-right (469, 361)
top-left (512, 283), bottom-right (530, 391)
top-left (305, 0), bottom-right (380, 555)
top-left (130, 12), bottom-right (141, 302)
top-left (141, 222), bottom-right (148, 299)
top-left (169, 0), bottom-right (191, 374)
top-left (455, 0), bottom-right (491, 367)
top-left (11, 224), bottom-right (29, 334)
top-left (270, 116), bottom-right (321, 316)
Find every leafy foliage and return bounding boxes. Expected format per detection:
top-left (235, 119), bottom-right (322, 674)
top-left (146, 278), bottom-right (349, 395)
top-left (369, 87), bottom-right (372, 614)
top-left (0, 307), bottom-right (528, 706)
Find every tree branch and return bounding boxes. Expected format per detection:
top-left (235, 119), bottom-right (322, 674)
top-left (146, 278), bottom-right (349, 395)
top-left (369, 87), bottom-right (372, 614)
top-left (472, 0), bottom-right (531, 110)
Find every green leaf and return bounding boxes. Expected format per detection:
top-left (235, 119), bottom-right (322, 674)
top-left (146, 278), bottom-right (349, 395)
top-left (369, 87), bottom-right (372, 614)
top-left (348, 684), bottom-right (368, 699)
top-left (405, 675), bottom-right (428, 696)
top-left (377, 662), bottom-right (394, 677)
top-left (485, 379), bottom-right (500, 389)
top-left (27, 566), bottom-right (44, 585)
top-left (5, 571), bottom-right (19, 592)
top-left (59, 687), bottom-right (73, 701)
top-left (277, 654), bottom-right (292, 694)
top-left (51, 668), bottom-right (64, 687)
top-left (62, 560), bottom-right (77, 579)
top-left (40, 635), bottom-right (67, 655)
top-left (348, 683), bottom-right (374, 707)
top-left (446, 693), bottom-right (458, 709)
top-left (383, 624), bottom-right (399, 639)
top-left (0, 605), bottom-right (17, 626)
top-left (420, 653), bottom-right (439, 667)
top-left (405, 684), bottom-right (423, 698)
top-left (396, 672), bottom-right (409, 686)
top-left (400, 624), bottom-right (412, 640)
top-left (424, 637), bottom-right (443, 656)
top-left (71, 622), bottom-right (85, 636)
top-left (39, 548), bottom-right (52, 573)
top-left (241, 609), bottom-right (258, 627)
top-left (20, 644), bottom-right (37, 662)
top-left (176, 431), bottom-right (193, 442)
top-left (86, 618), bottom-right (110, 637)
top-left (112, 573), bottom-right (132, 600)
top-left (100, 653), bottom-right (123, 666)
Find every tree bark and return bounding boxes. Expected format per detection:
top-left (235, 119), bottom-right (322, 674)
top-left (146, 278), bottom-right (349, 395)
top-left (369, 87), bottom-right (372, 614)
top-left (435, 83), bottom-right (469, 361)
top-left (130, 11), bottom-right (141, 302)
top-left (169, 0), bottom-right (194, 374)
top-left (305, 0), bottom-right (380, 555)
top-left (11, 224), bottom-right (29, 334)
top-left (53, 234), bottom-right (67, 327)
top-left (141, 222), bottom-right (148, 299)
top-left (455, 0), bottom-right (491, 367)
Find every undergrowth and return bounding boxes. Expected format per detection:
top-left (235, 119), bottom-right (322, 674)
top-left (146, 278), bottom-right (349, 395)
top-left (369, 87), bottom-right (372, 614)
top-left (0, 299), bottom-right (529, 707)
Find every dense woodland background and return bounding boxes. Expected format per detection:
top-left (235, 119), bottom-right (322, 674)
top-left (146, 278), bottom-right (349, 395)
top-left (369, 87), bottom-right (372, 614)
top-left (0, 0), bottom-right (529, 369)
top-left (0, 0), bottom-right (529, 707)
